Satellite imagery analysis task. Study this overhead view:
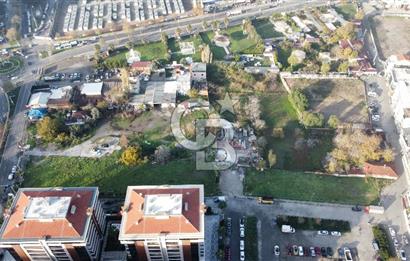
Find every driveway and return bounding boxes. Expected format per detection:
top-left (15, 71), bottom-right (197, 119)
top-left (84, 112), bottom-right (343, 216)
top-left (219, 168), bottom-right (244, 196)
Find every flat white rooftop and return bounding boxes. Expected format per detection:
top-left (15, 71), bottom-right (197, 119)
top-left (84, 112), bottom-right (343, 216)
top-left (144, 194), bottom-right (182, 216)
top-left (25, 197), bottom-right (71, 220)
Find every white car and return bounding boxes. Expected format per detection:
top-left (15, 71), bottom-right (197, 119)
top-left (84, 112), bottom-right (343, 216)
top-left (344, 247), bottom-right (353, 261)
top-left (400, 249), bottom-right (407, 260)
top-left (274, 245), bottom-right (280, 256)
top-left (240, 240), bottom-right (245, 251)
top-left (239, 218), bottom-right (245, 228)
top-left (7, 173), bottom-right (14, 180)
top-left (331, 231), bottom-right (341, 236)
top-left (368, 91), bottom-right (377, 97)
top-left (372, 115), bottom-right (380, 121)
top-left (317, 230), bottom-right (329, 235)
top-left (240, 251), bottom-right (245, 261)
top-left (389, 227), bottom-right (396, 237)
top-left (240, 227), bottom-right (245, 238)
top-left (11, 165), bottom-right (17, 173)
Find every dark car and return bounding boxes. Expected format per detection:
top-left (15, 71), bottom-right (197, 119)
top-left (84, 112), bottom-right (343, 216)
top-left (338, 248), bottom-right (345, 257)
top-left (321, 247), bottom-right (327, 257)
top-left (352, 205), bottom-right (362, 211)
top-left (315, 247), bottom-right (321, 256)
top-left (287, 245), bottom-right (292, 256)
top-left (303, 247), bottom-right (309, 256)
top-left (327, 247), bottom-right (333, 257)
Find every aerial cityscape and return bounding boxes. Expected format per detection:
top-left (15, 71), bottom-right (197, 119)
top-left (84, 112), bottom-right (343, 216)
top-left (0, 0), bottom-right (410, 260)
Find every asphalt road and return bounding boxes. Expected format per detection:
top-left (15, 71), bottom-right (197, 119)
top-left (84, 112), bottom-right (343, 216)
top-left (0, 83), bottom-right (8, 126)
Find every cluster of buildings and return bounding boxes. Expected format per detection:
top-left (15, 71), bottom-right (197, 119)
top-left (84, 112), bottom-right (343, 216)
top-left (0, 185), bottom-right (205, 261)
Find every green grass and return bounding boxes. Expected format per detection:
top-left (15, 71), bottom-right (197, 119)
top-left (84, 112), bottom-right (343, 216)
top-left (200, 31), bottom-right (227, 60)
top-left (168, 35), bottom-right (204, 62)
top-left (0, 57), bottom-right (23, 75)
top-left (111, 115), bottom-right (134, 130)
top-left (245, 216), bottom-right (258, 261)
top-left (253, 19), bottom-right (284, 39)
top-left (245, 169), bottom-right (389, 205)
top-left (24, 154), bottom-right (219, 197)
top-left (226, 25), bottom-right (262, 54)
top-left (335, 4), bottom-right (357, 20)
top-left (135, 41), bottom-right (169, 61)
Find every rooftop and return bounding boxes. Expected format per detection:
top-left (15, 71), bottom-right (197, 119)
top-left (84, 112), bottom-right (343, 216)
top-left (81, 82), bottom-right (103, 96)
top-left (119, 185), bottom-right (204, 240)
top-left (191, 62), bottom-right (207, 72)
top-left (0, 187), bottom-right (98, 243)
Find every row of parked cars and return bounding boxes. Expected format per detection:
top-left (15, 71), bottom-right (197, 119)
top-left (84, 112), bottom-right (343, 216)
top-left (388, 227), bottom-right (408, 260)
top-left (284, 245), bottom-right (353, 260)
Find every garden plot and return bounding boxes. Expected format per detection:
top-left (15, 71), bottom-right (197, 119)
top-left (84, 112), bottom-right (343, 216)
top-left (286, 78), bottom-right (368, 124)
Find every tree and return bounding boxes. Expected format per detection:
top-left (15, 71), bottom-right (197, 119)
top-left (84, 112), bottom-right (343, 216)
top-left (126, 41), bottom-right (134, 50)
top-left (154, 145), bottom-right (171, 164)
top-left (94, 44), bottom-right (101, 54)
top-left (267, 149), bottom-right (277, 168)
top-left (36, 117), bottom-right (60, 142)
top-left (201, 44), bottom-right (213, 63)
top-left (382, 149), bottom-right (394, 162)
top-left (327, 115), bottom-right (340, 128)
top-left (175, 27), bottom-right (182, 39)
top-left (223, 16), bottom-right (229, 29)
top-left (160, 32), bottom-right (168, 45)
top-left (119, 146), bottom-right (146, 166)
top-left (186, 24), bottom-right (193, 35)
top-left (202, 20), bottom-right (208, 31)
top-left (11, 15), bottom-right (21, 26)
top-left (119, 68), bottom-right (130, 91)
top-left (355, 10), bottom-right (365, 20)
top-left (289, 89), bottom-right (308, 112)
top-left (96, 100), bottom-right (109, 111)
top-left (99, 37), bottom-right (105, 48)
top-left (108, 43), bottom-right (115, 52)
top-left (300, 112), bottom-right (324, 127)
top-left (320, 62), bottom-right (331, 75)
top-left (90, 107), bottom-right (101, 120)
top-left (211, 20), bottom-right (219, 31)
top-left (287, 54), bottom-right (299, 70)
top-left (6, 28), bottom-right (18, 42)
top-left (338, 61), bottom-right (349, 73)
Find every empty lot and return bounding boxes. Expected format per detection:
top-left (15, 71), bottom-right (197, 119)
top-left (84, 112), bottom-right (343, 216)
top-left (371, 16), bottom-right (410, 59)
top-left (285, 78), bottom-right (368, 124)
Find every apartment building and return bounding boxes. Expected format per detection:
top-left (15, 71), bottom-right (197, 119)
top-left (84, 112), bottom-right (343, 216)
top-left (119, 185), bottom-right (205, 261)
top-left (0, 187), bottom-right (106, 261)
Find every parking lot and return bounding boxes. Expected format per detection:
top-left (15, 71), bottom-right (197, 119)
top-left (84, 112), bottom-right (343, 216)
top-left (224, 197), bottom-right (379, 261)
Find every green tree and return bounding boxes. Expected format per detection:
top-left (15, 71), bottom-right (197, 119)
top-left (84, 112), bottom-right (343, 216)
top-left (36, 117), bottom-right (60, 142)
top-left (119, 146), bottom-right (147, 166)
top-left (175, 27), bottom-right (182, 39)
top-left (202, 20), bottom-right (208, 30)
top-left (300, 112), bottom-right (324, 127)
top-left (160, 32), bottom-right (168, 45)
top-left (327, 115), bottom-right (340, 128)
top-left (211, 20), bottom-right (219, 31)
top-left (6, 28), bottom-right (18, 42)
top-left (287, 54), bottom-right (299, 70)
top-left (186, 24), bottom-right (193, 35)
top-left (320, 62), bottom-right (331, 75)
top-left (223, 16), bottom-right (229, 29)
top-left (338, 61), bottom-right (349, 73)
top-left (289, 89), bottom-right (308, 112)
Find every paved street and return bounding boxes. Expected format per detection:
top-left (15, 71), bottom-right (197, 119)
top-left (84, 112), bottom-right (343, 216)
top-left (0, 84), bottom-right (8, 125)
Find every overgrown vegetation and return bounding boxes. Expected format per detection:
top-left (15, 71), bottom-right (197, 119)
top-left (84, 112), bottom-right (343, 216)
top-left (245, 216), bottom-right (258, 261)
top-left (276, 215), bottom-right (351, 232)
top-left (372, 225), bottom-right (395, 260)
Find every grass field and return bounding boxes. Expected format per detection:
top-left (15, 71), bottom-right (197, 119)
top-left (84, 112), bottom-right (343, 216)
top-left (226, 25), bottom-right (263, 54)
top-left (105, 41), bottom-right (169, 65)
top-left (168, 35), bottom-right (204, 62)
top-left (253, 19), bottom-right (283, 39)
top-left (335, 3), bottom-right (357, 20)
top-left (200, 31), bottom-right (227, 60)
top-left (245, 169), bottom-right (388, 205)
top-left (24, 155), bottom-right (218, 197)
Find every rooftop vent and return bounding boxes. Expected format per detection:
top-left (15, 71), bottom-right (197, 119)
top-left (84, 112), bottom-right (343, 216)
top-left (70, 205), bottom-right (77, 215)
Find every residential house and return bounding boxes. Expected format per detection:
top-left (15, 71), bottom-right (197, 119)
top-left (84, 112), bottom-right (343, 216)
top-left (27, 92), bottom-right (51, 109)
top-left (0, 187), bottom-right (106, 261)
top-left (131, 61), bottom-right (153, 75)
top-left (190, 62), bottom-right (207, 82)
top-left (119, 185), bottom-right (205, 261)
top-left (81, 82), bottom-right (104, 105)
top-left (47, 86), bottom-right (74, 109)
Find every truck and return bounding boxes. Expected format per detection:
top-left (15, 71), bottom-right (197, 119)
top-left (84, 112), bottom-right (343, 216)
top-left (281, 225), bottom-right (295, 233)
top-left (226, 9), bottom-right (242, 16)
top-left (258, 196), bottom-right (274, 204)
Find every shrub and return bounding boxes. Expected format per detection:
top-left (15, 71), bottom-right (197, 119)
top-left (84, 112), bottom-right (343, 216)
top-left (289, 89), bottom-right (308, 112)
top-left (372, 225), bottom-right (395, 260)
top-left (272, 128), bottom-right (285, 138)
top-left (327, 115), bottom-right (340, 128)
top-left (300, 111), bottom-right (324, 128)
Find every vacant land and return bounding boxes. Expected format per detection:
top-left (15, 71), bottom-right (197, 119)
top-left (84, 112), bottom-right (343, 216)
top-left (371, 16), bottom-right (410, 59)
top-left (226, 25), bottom-right (263, 54)
top-left (245, 169), bottom-right (388, 205)
top-left (105, 41), bottom-right (168, 64)
top-left (168, 35), bottom-right (204, 62)
top-left (24, 155), bottom-right (218, 196)
top-left (200, 31), bottom-right (227, 60)
top-left (286, 78), bottom-right (367, 124)
top-left (260, 91), bottom-right (334, 170)
top-left (253, 19), bottom-right (283, 39)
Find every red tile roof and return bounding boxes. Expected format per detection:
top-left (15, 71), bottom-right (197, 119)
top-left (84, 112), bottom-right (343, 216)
top-left (351, 162), bottom-right (398, 179)
top-left (121, 186), bottom-right (203, 237)
top-left (0, 188), bottom-right (96, 241)
top-left (131, 61), bottom-right (153, 68)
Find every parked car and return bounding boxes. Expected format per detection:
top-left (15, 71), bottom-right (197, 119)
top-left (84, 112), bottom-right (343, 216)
top-left (7, 173), bottom-right (14, 180)
top-left (318, 230), bottom-right (329, 235)
top-left (240, 240), bottom-right (245, 251)
top-left (389, 227), bottom-right (396, 237)
top-left (331, 231), bottom-right (341, 236)
top-left (321, 247), bottom-right (327, 257)
top-left (314, 247), bottom-right (321, 256)
top-left (344, 247), bottom-right (353, 261)
top-left (239, 218), bottom-right (245, 228)
top-left (372, 114), bottom-right (381, 121)
top-left (368, 91), bottom-right (377, 97)
top-left (403, 235), bottom-right (409, 245)
top-left (338, 248), bottom-right (345, 258)
top-left (292, 245), bottom-right (298, 256)
top-left (287, 245), bottom-right (292, 256)
top-left (394, 238), bottom-right (400, 247)
top-left (303, 247), bottom-right (308, 256)
top-left (298, 246), bottom-right (304, 256)
top-left (399, 249), bottom-right (407, 261)
top-left (326, 247), bottom-right (333, 257)
top-left (240, 227), bottom-right (245, 238)
top-left (11, 165), bottom-right (17, 173)
top-left (352, 205), bottom-right (362, 211)
top-left (274, 245), bottom-right (280, 256)
top-left (309, 247), bottom-right (316, 257)
top-left (240, 250), bottom-right (245, 261)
